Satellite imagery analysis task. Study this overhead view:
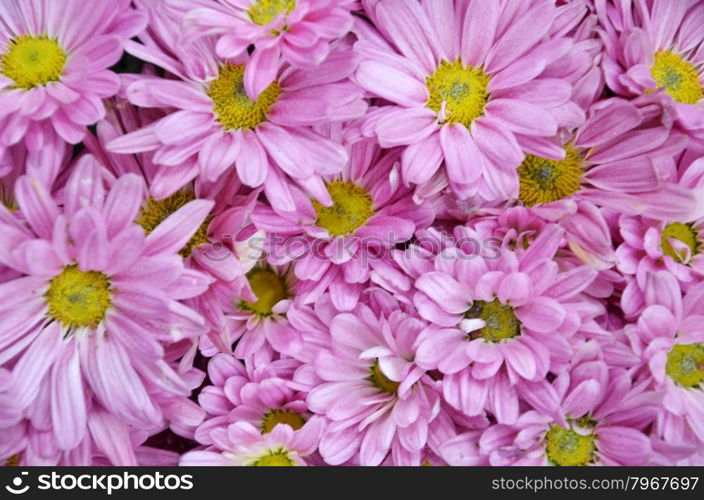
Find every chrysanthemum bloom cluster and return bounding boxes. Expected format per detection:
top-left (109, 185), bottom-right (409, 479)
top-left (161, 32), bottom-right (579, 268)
top-left (1, 0), bottom-right (704, 466)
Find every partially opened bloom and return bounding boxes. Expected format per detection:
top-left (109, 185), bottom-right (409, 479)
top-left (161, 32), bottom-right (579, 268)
top-left (0, 156), bottom-right (207, 463)
top-left (0, 0), bottom-right (145, 154)
top-left (413, 225), bottom-right (600, 423)
top-left (252, 139), bottom-right (434, 310)
top-left (355, 0), bottom-right (583, 201)
top-left (598, 0), bottom-right (704, 139)
top-left (307, 295), bottom-right (441, 466)
top-left (107, 2), bottom-right (365, 212)
top-left (174, 0), bottom-right (356, 97)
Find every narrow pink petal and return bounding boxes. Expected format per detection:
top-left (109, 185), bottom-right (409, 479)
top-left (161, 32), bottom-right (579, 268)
top-left (144, 199), bottom-right (214, 256)
top-left (461, 0), bottom-right (500, 66)
top-left (356, 61), bottom-right (428, 107)
top-left (51, 342), bottom-right (86, 450)
top-left (439, 124), bottom-right (484, 186)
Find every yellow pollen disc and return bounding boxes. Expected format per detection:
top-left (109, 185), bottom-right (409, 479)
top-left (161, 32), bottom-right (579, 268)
top-left (545, 424), bottom-right (596, 466)
top-left (46, 265), bottom-right (112, 329)
top-left (650, 51), bottom-right (703, 105)
top-left (261, 409), bottom-right (306, 434)
top-left (240, 268), bottom-right (288, 317)
top-left (208, 63), bottom-right (281, 131)
top-left (312, 181), bottom-right (374, 237)
top-left (249, 0), bottom-right (296, 26)
top-left (6, 454), bottom-right (20, 466)
top-left (466, 299), bottom-right (521, 343)
top-left (660, 222), bottom-right (700, 264)
top-left (0, 34), bottom-right (67, 90)
top-left (1, 184), bottom-right (17, 212)
top-left (136, 191), bottom-right (210, 258)
top-left (426, 59), bottom-right (490, 127)
top-left (369, 359), bottom-right (399, 394)
top-left (666, 343), bottom-right (704, 388)
top-left (252, 449), bottom-right (295, 466)
top-left (518, 146), bottom-right (583, 207)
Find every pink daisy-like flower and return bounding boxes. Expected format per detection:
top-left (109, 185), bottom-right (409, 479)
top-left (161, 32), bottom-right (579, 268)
top-left (413, 225), bottom-right (600, 424)
top-left (107, 2), bottom-right (365, 212)
top-left (307, 295), bottom-right (441, 466)
top-left (511, 97), bottom-right (692, 218)
top-left (252, 139), bottom-right (434, 310)
top-left (0, 156), bottom-right (208, 463)
top-left (173, 0), bottom-right (356, 97)
top-left (191, 354), bottom-right (325, 464)
top-left (0, 0), bottom-right (146, 154)
top-left (87, 100), bottom-right (273, 359)
top-left (442, 359), bottom-right (659, 466)
top-left (626, 271), bottom-right (704, 447)
top-left (617, 154), bottom-right (704, 315)
top-left (181, 419), bottom-right (322, 466)
top-left (213, 261), bottom-right (304, 361)
top-left (355, 0), bottom-right (583, 201)
top-left (194, 355), bottom-right (312, 439)
top-left (598, 0), bottom-right (704, 139)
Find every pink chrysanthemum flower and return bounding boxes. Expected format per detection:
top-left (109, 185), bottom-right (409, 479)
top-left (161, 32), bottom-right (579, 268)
top-left (443, 360), bottom-right (659, 466)
top-left (181, 419), bottom-right (322, 466)
top-left (88, 101), bottom-right (273, 359)
top-left (0, 0), bottom-right (146, 154)
top-left (210, 262), bottom-right (305, 361)
top-left (107, 3), bottom-right (365, 212)
top-left (512, 98), bottom-right (692, 216)
top-left (598, 0), bottom-right (704, 139)
top-left (355, 0), bottom-right (583, 201)
top-left (199, 356), bottom-right (309, 431)
top-left (307, 296), bottom-right (441, 466)
top-left (617, 155), bottom-right (704, 316)
top-left (172, 0), bottom-right (356, 97)
top-left (191, 354), bottom-right (324, 461)
top-left (252, 140), bottom-right (434, 310)
top-left (413, 225), bottom-right (600, 423)
top-left (0, 157), bottom-right (208, 463)
top-left (626, 271), bottom-right (704, 448)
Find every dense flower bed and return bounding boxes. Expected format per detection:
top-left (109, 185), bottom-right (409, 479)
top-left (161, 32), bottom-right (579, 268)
top-left (1, 0), bottom-right (704, 466)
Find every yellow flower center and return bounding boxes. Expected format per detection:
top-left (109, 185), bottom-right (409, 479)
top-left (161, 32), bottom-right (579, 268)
top-left (518, 146), bottom-right (583, 207)
top-left (46, 265), bottom-right (112, 329)
top-left (312, 181), bottom-right (374, 237)
top-left (6, 454), bottom-right (20, 466)
top-left (1, 184), bottom-right (17, 212)
top-left (545, 423), bottom-right (596, 466)
top-left (252, 449), bottom-right (295, 466)
top-left (650, 51), bottom-right (703, 105)
top-left (466, 299), bottom-right (521, 343)
top-left (208, 64), bottom-right (281, 131)
top-left (369, 360), bottom-right (399, 394)
top-left (249, 0), bottom-right (296, 26)
top-left (240, 268), bottom-right (289, 317)
top-left (666, 343), bottom-right (704, 389)
top-left (426, 59), bottom-right (490, 128)
top-left (136, 191), bottom-right (210, 258)
top-left (660, 222), bottom-right (699, 264)
top-left (0, 34), bottom-right (67, 90)
top-left (261, 409), bottom-right (306, 434)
